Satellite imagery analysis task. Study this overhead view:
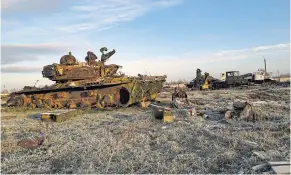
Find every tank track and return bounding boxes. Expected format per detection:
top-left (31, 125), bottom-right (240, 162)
top-left (7, 76), bottom-right (166, 109)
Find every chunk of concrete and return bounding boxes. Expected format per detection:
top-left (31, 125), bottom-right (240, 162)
top-left (240, 102), bottom-right (255, 121)
top-left (233, 99), bottom-right (247, 109)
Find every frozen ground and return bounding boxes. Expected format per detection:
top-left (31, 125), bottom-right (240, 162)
top-left (1, 86), bottom-right (290, 174)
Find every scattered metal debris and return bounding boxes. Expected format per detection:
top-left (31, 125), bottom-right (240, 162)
top-left (252, 161), bottom-right (290, 174)
top-left (269, 162), bottom-right (290, 174)
top-left (17, 132), bottom-right (45, 149)
top-left (40, 109), bottom-right (78, 122)
top-left (151, 90), bottom-right (195, 123)
top-left (225, 99), bottom-right (258, 121)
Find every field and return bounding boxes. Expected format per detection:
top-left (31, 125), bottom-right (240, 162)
top-left (1, 86), bottom-right (290, 174)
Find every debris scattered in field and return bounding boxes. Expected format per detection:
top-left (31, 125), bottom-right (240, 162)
top-left (252, 161), bottom-right (290, 174)
top-left (17, 133), bottom-right (45, 149)
top-left (151, 90), bottom-right (196, 123)
top-left (252, 151), bottom-right (270, 160)
top-left (268, 161), bottom-right (290, 174)
top-left (252, 163), bottom-right (271, 172)
top-left (224, 99), bottom-right (265, 121)
top-left (239, 102), bottom-right (255, 121)
top-left (1, 86), bottom-right (290, 174)
top-left (225, 110), bottom-right (232, 120)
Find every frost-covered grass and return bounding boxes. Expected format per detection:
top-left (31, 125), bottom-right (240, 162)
top-left (1, 86), bottom-right (290, 174)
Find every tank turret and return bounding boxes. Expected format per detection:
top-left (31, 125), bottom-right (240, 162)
top-left (42, 48), bottom-right (121, 82)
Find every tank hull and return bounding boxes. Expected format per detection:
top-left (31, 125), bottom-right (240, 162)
top-left (6, 48), bottom-right (167, 109)
top-left (7, 76), bottom-right (166, 109)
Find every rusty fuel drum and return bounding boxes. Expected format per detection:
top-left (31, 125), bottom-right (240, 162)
top-left (7, 48), bottom-right (167, 109)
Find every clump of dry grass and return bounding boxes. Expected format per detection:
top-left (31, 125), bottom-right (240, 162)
top-left (1, 86), bottom-right (290, 174)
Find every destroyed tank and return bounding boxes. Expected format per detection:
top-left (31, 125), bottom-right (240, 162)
top-left (7, 47), bottom-right (167, 109)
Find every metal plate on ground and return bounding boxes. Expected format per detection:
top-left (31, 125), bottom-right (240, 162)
top-left (39, 109), bottom-right (78, 122)
top-left (269, 161), bottom-right (290, 174)
top-left (150, 102), bottom-right (195, 123)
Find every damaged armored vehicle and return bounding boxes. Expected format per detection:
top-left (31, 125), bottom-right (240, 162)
top-left (7, 47), bottom-right (167, 109)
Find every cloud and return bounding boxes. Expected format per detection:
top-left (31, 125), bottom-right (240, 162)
top-left (1, 43), bottom-right (68, 65)
top-left (1, 0), bottom-right (24, 9)
top-left (252, 43), bottom-right (290, 52)
top-left (1, 66), bottom-right (42, 73)
top-left (214, 43), bottom-right (290, 56)
top-left (57, 0), bottom-right (183, 33)
top-left (2, 0), bottom-right (183, 41)
top-left (2, 43), bottom-right (289, 83)
top-left (120, 43), bottom-right (290, 81)
top-left (1, 73), bottom-right (54, 90)
top-left (1, 0), bottom-right (61, 14)
top-left (1, 0), bottom-right (184, 69)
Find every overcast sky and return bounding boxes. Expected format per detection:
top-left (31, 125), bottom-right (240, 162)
top-left (1, 0), bottom-right (290, 90)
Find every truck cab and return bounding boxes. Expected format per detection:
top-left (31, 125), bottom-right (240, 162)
top-left (220, 73), bottom-right (226, 81)
top-left (225, 71), bottom-right (252, 87)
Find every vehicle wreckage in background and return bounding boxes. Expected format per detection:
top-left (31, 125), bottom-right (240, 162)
top-left (6, 48), bottom-right (167, 109)
top-left (251, 58), bottom-right (277, 84)
top-left (185, 68), bottom-right (222, 90)
top-left (186, 69), bottom-right (253, 90)
top-left (220, 71), bottom-right (253, 87)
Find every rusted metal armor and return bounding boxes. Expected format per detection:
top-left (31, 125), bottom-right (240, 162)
top-left (7, 47), bottom-right (167, 110)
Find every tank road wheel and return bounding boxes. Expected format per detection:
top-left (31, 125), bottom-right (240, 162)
top-left (95, 102), bottom-right (104, 109)
top-left (67, 100), bottom-right (77, 109)
top-left (44, 103), bottom-right (51, 108)
top-left (54, 101), bottom-right (63, 109)
top-left (44, 98), bottom-right (55, 108)
top-left (96, 94), bottom-right (105, 109)
top-left (107, 94), bottom-right (114, 105)
top-left (35, 99), bottom-right (44, 108)
top-left (80, 99), bottom-right (91, 108)
top-left (18, 95), bottom-right (32, 108)
top-left (29, 103), bottom-right (36, 109)
top-left (101, 94), bottom-right (114, 107)
top-left (94, 94), bottom-right (115, 109)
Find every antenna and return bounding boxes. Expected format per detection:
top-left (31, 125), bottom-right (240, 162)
top-left (34, 80), bottom-right (39, 87)
top-left (263, 56), bottom-right (267, 73)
